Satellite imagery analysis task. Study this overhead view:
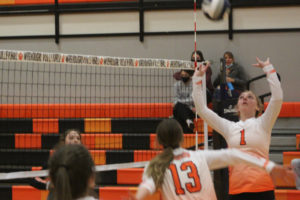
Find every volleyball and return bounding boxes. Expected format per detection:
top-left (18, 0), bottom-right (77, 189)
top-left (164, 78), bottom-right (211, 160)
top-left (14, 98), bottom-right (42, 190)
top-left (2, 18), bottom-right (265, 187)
top-left (201, 0), bottom-right (231, 21)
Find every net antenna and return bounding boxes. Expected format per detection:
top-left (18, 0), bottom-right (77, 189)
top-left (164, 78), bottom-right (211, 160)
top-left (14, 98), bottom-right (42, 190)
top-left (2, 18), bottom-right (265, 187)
top-left (194, 0), bottom-right (208, 150)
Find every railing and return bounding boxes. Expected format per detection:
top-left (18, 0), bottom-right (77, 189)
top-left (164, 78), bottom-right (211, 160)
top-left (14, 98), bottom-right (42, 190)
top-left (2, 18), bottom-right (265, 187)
top-left (247, 73), bottom-right (281, 104)
top-left (1, 0), bottom-right (300, 43)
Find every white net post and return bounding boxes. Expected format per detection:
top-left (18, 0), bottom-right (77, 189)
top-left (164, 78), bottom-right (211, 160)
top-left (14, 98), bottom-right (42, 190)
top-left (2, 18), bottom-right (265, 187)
top-left (202, 72), bottom-right (208, 150)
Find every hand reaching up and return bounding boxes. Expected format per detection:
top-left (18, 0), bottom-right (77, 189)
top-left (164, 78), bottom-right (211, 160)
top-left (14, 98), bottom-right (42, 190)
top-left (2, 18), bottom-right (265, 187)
top-left (194, 61), bottom-right (209, 77)
top-left (252, 57), bottom-right (271, 68)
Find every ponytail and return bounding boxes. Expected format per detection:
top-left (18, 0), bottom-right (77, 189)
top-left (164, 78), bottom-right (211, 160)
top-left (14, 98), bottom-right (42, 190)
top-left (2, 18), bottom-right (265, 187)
top-left (49, 144), bottom-right (95, 200)
top-left (54, 167), bottom-right (72, 200)
top-left (146, 147), bottom-right (174, 189)
top-left (146, 119), bottom-right (183, 189)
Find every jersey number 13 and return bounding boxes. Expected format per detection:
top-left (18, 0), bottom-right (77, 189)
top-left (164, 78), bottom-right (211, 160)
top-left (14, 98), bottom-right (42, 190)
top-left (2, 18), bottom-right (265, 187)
top-left (169, 161), bottom-right (202, 195)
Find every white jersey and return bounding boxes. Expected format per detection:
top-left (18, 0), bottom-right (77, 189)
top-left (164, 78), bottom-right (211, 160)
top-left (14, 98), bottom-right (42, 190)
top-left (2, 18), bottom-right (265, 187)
top-left (139, 148), bottom-right (275, 200)
top-left (192, 64), bottom-right (283, 194)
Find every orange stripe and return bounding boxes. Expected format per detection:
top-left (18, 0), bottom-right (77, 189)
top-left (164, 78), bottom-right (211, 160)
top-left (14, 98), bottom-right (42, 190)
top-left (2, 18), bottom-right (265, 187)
top-left (0, 103), bottom-right (173, 118)
top-left (275, 190), bottom-right (300, 200)
top-left (117, 168), bottom-right (143, 185)
top-left (182, 134), bottom-right (204, 149)
top-left (195, 118), bottom-right (213, 134)
top-left (15, 134), bottom-right (41, 149)
top-left (84, 118), bottom-right (111, 133)
top-left (134, 150), bottom-right (161, 162)
top-left (81, 133), bottom-right (122, 149)
top-left (89, 150), bottom-right (106, 165)
top-left (99, 187), bottom-right (161, 200)
top-left (196, 80), bottom-right (202, 85)
top-left (296, 135), bottom-right (300, 150)
top-left (264, 102), bottom-right (300, 118)
top-left (13, 0), bottom-right (135, 5)
top-left (32, 119), bottom-right (59, 133)
top-left (149, 134), bottom-right (162, 150)
top-left (269, 69), bottom-right (276, 74)
top-left (12, 185), bottom-right (42, 200)
top-left (0, 0), bottom-right (15, 5)
top-left (283, 152), bottom-right (300, 166)
top-left (31, 166), bottom-right (43, 171)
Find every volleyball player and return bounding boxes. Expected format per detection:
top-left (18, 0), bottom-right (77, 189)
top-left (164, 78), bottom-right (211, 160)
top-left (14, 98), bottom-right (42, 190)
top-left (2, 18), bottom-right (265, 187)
top-left (131, 119), bottom-right (293, 200)
top-left (192, 57), bottom-right (287, 199)
top-left (49, 144), bottom-right (96, 200)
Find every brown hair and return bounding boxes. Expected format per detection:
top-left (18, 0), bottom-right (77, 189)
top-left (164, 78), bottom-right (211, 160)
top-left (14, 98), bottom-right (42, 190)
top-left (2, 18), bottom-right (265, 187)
top-left (59, 129), bottom-right (81, 145)
top-left (49, 144), bottom-right (95, 200)
top-left (223, 51), bottom-right (234, 60)
top-left (146, 119), bottom-right (183, 189)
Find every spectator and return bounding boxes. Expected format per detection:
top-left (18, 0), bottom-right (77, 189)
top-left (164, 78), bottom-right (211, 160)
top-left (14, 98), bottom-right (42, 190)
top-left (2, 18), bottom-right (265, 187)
top-left (173, 68), bottom-right (195, 132)
top-left (213, 51), bottom-right (247, 99)
top-left (173, 50), bottom-right (213, 103)
top-left (48, 144), bottom-right (96, 200)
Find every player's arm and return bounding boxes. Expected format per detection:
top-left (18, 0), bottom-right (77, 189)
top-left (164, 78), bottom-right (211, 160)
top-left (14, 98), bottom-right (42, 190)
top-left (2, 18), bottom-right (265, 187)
top-left (192, 63), bottom-right (234, 138)
top-left (132, 168), bottom-right (156, 200)
top-left (202, 148), bottom-right (295, 184)
top-left (254, 58), bottom-right (283, 133)
top-left (203, 148), bottom-right (275, 171)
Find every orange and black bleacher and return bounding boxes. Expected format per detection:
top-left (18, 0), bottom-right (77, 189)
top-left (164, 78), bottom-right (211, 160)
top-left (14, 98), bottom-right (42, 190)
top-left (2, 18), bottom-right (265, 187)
top-left (0, 103), bottom-right (210, 199)
top-left (1, 102), bottom-right (300, 200)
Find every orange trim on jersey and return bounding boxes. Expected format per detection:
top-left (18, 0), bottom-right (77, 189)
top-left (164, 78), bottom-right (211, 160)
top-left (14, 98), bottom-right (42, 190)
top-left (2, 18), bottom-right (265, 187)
top-left (196, 80), bottom-right (202, 85)
top-left (265, 69), bottom-right (276, 75)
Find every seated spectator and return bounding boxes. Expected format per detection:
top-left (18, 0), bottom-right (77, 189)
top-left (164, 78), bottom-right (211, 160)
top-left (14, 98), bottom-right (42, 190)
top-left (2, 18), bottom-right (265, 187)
top-left (49, 144), bottom-right (96, 200)
top-left (191, 50), bottom-right (214, 103)
top-left (173, 68), bottom-right (195, 133)
top-left (213, 51), bottom-right (247, 99)
top-left (173, 50), bottom-right (213, 103)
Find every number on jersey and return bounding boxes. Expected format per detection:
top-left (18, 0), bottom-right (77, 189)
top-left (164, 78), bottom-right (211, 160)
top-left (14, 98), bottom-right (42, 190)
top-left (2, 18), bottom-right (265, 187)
top-left (169, 161), bottom-right (202, 195)
top-left (240, 129), bottom-right (246, 145)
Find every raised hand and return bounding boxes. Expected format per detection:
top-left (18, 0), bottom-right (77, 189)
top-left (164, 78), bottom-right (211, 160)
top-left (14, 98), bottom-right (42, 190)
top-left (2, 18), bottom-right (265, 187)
top-left (252, 57), bottom-right (271, 68)
top-left (194, 61), bottom-right (209, 77)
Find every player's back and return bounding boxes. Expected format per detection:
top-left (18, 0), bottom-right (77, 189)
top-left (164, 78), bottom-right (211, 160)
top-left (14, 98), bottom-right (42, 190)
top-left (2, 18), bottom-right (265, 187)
top-left (161, 148), bottom-right (217, 200)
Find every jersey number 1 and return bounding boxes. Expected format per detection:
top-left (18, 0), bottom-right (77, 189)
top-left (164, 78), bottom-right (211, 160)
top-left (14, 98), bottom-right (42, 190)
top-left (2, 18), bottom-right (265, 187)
top-left (169, 161), bottom-right (202, 195)
top-left (240, 129), bottom-right (246, 145)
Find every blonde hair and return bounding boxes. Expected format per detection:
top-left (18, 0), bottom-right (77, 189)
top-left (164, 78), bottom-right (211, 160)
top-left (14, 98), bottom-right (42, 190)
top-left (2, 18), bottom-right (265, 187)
top-left (236, 90), bottom-right (264, 117)
top-left (146, 119), bottom-right (183, 189)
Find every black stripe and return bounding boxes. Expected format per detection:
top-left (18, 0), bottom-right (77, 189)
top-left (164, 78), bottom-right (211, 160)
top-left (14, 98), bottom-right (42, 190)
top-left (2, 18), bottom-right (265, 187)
top-left (111, 118), bottom-right (162, 133)
top-left (123, 134), bottom-right (150, 150)
top-left (0, 185), bottom-right (12, 200)
top-left (105, 150), bottom-right (134, 164)
top-left (0, 134), bottom-right (15, 149)
top-left (41, 134), bottom-right (59, 149)
top-left (58, 119), bottom-right (84, 134)
top-left (0, 119), bottom-right (32, 133)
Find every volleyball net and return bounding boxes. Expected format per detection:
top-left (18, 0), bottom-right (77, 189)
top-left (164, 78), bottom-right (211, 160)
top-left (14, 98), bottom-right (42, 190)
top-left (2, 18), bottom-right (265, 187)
top-left (0, 49), bottom-right (209, 182)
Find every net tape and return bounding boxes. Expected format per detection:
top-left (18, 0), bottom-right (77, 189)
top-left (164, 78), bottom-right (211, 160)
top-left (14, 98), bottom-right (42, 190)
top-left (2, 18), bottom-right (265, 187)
top-left (0, 50), bottom-right (194, 69)
top-left (0, 161), bottom-right (148, 180)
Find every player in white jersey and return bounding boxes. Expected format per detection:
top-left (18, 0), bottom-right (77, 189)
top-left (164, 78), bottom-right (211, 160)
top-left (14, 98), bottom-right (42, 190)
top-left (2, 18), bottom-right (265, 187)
top-left (130, 119), bottom-right (294, 200)
top-left (192, 57), bottom-right (288, 199)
